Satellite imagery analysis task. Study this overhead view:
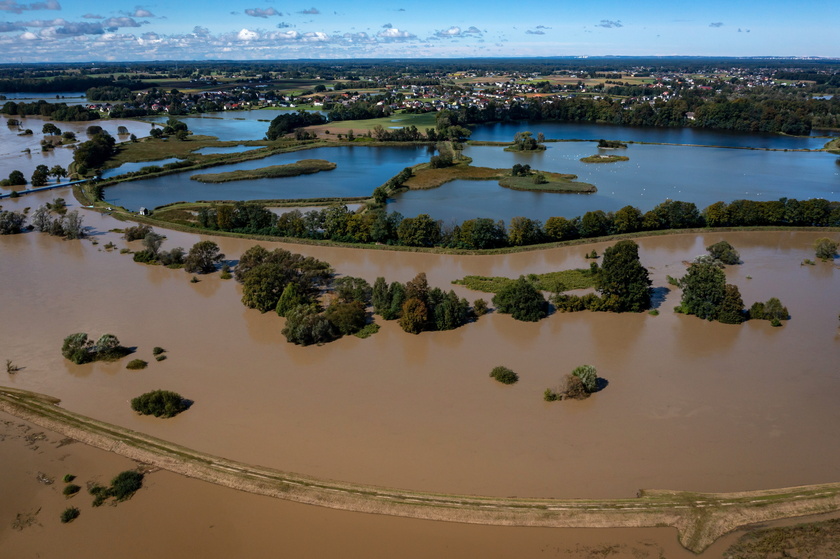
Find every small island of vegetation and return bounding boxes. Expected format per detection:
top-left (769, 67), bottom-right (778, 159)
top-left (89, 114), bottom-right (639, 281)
top-left (498, 163), bottom-right (596, 193)
top-left (503, 131), bottom-right (546, 152)
top-left (190, 159), bottom-right (337, 183)
top-left (61, 333), bottom-right (131, 365)
top-left (580, 154), bottom-right (629, 163)
top-left (130, 390), bottom-right (190, 418)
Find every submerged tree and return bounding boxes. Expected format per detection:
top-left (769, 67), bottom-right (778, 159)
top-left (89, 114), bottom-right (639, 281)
top-left (492, 276), bottom-right (547, 322)
top-left (597, 240), bottom-right (652, 312)
top-left (184, 240), bottom-right (224, 274)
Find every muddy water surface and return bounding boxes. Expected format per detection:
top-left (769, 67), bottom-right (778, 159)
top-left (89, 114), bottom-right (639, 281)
top-left (0, 412), bottom-right (700, 559)
top-left (0, 116), bottom-right (153, 182)
top-left (1, 205), bottom-right (839, 501)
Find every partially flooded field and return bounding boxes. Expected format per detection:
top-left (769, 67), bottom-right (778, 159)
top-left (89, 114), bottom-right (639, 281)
top-left (1, 199), bottom-right (839, 503)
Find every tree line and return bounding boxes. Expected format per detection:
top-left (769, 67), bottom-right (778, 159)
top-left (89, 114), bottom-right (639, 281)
top-left (2, 100), bottom-right (100, 121)
top-left (190, 197), bottom-right (840, 251)
top-left (445, 95), bottom-right (840, 136)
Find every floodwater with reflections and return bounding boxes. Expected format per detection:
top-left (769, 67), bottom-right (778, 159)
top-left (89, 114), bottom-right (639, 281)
top-left (84, 118), bottom-right (840, 216)
top-left (103, 145), bottom-right (433, 209)
top-left (1, 193), bottom-right (839, 502)
top-left (0, 115), bottom-right (152, 182)
top-left (391, 142), bottom-right (840, 222)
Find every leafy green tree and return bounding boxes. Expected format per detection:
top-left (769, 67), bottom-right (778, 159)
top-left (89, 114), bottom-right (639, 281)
top-left (544, 216), bottom-right (579, 241)
top-left (385, 281), bottom-right (406, 320)
top-left (717, 284), bottom-right (746, 324)
top-left (49, 165), bottom-right (67, 182)
top-left (5, 170), bottom-right (26, 186)
top-left (142, 232), bottom-right (164, 257)
top-left (490, 366), bottom-right (518, 384)
top-left (325, 300), bottom-right (367, 335)
top-left (234, 245), bottom-right (270, 282)
top-left (571, 364), bottom-right (598, 393)
top-left (0, 210), bottom-right (26, 234)
top-left (184, 240), bottom-right (224, 274)
top-left (30, 168), bottom-right (49, 187)
top-left (130, 390), bottom-right (189, 418)
top-left (433, 290), bottom-right (471, 331)
top-left (612, 205), bottom-right (643, 234)
top-left (42, 122), bottom-right (61, 135)
top-left (399, 298), bottom-right (429, 334)
top-left (61, 210), bottom-right (85, 239)
top-left (707, 240), bottom-right (740, 265)
top-left (276, 282), bottom-right (306, 317)
top-left (579, 210), bottom-right (611, 238)
top-left (597, 240), bottom-right (652, 312)
top-left (371, 277), bottom-right (389, 313)
top-left (61, 333), bottom-right (93, 364)
top-left (31, 206), bottom-right (51, 232)
top-left (282, 305), bottom-right (338, 346)
top-left (508, 216), bottom-right (544, 246)
top-left (458, 218), bottom-right (508, 249)
top-left (679, 262), bottom-right (726, 320)
top-left (814, 237), bottom-right (838, 260)
top-left (241, 262), bottom-right (299, 313)
top-left (333, 276), bottom-right (371, 304)
top-left (123, 223), bottom-right (152, 242)
top-left (404, 272), bottom-right (430, 306)
top-left (492, 276), bottom-right (548, 322)
top-left (749, 298), bottom-right (790, 321)
top-left (397, 214), bottom-right (441, 247)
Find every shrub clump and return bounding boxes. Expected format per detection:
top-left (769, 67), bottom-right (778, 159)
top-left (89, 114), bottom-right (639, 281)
top-left (126, 359), bottom-right (147, 370)
top-left (749, 298), bottom-right (790, 323)
top-left (63, 484), bottom-right (81, 497)
top-left (60, 507), bottom-right (80, 523)
top-left (492, 276), bottom-right (547, 322)
top-left (814, 237), bottom-right (838, 261)
top-left (706, 240), bottom-right (740, 265)
top-left (89, 470), bottom-right (144, 506)
top-left (490, 366), bottom-right (519, 384)
top-left (545, 364), bottom-right (601, 401)
top-left (61, 333), bottom-right (130, 364)
top-left (130, 390), bottom-right (189, 418)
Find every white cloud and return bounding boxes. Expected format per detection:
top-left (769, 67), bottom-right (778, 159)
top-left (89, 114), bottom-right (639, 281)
top-left (377, 27), bottom-right (414, 40)
top-left (20, 30), bottom-right (38, 39)
top-left (237, 28), bottom-right (259, 41)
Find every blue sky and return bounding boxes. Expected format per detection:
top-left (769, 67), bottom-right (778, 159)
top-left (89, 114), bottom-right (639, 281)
top-left (1, 0), bottom-right (838, 62)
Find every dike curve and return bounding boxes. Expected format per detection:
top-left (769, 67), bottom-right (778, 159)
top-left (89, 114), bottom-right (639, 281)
top-left (2, 385), bottom-right (839, 553)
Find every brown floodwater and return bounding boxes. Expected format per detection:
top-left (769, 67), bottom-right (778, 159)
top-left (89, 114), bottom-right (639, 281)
top-left (1, 201), bottom-right (840, 503)
top-left (4, 411), bottom-right (840, 559)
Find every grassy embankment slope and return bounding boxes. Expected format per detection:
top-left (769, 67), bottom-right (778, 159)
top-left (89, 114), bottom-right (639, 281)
top-left (1, 386), bottom-right (839, 554)
top-left (190, 159), bottom-right (336, 183)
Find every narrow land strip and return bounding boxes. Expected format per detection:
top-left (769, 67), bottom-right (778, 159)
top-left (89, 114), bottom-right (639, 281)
top-left (1, 386), bottom-right (838, 553)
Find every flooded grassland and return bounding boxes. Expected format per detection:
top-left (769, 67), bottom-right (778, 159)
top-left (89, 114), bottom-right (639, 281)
top-left (2, 192), bottom-right (840, 555)
top-left (1, 197), bottom-right (838, 501)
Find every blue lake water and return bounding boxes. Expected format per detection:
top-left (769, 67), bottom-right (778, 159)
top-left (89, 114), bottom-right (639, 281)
top-left (468, 121), bottom-right (830, 150)
top-left (106, 145), bottom-right (434, 209)
top-left (388, 144), bottom-right (840, 222)
top-left (191, 145), bottom-right (257, 156)
top-left (103, 119), bottom-right (840, 221)
top-left (100, 158), bottom-right (183, 179)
